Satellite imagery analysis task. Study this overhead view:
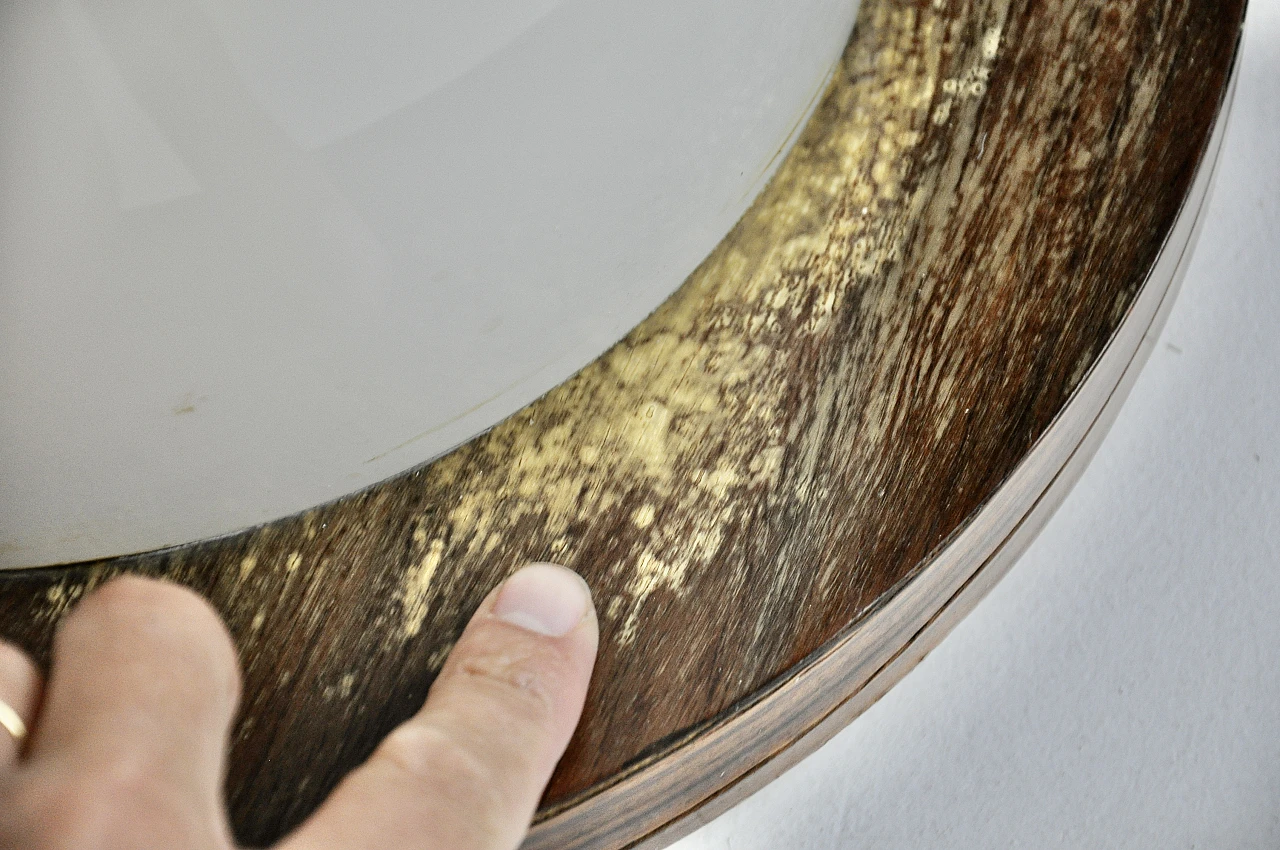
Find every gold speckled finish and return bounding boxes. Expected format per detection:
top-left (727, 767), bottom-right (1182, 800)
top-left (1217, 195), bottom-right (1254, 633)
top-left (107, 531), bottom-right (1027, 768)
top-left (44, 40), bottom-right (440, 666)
top-left (0, 0), bottom-right (1245, 847)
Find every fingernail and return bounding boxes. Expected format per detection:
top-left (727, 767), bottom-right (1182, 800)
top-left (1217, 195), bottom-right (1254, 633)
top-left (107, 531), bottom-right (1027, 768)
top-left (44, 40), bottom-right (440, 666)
top-left (492, 563), bottom-right (592, 637)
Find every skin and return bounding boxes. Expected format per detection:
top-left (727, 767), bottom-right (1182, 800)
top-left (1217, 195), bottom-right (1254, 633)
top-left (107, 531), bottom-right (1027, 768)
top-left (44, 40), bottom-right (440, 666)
top-left (0, 563), bottom-right (599, 850)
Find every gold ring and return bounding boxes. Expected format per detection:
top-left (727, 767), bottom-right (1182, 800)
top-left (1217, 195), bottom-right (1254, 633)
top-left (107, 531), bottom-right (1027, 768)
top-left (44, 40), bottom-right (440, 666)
top-left (0, 697), bottom-right (27, 745)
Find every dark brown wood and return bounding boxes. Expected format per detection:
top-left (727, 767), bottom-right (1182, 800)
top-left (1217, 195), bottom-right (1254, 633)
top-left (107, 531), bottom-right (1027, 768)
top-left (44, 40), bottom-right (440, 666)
top-left (0, 1), bottom-right (1245, 848)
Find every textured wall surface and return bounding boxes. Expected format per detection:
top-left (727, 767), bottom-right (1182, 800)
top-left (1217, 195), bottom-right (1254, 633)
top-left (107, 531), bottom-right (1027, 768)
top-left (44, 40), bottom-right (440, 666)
top-left (673, 2), bottom-right (1280, 846)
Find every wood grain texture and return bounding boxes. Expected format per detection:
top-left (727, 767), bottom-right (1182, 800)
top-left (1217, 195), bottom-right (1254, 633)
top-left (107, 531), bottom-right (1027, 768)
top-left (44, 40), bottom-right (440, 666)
top-left (0, 0), bottom-right (1245, 848)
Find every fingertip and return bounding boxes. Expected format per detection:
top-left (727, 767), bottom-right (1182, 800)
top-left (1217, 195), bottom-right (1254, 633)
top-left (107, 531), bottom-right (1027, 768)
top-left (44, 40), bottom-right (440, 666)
top-left (437, 561), bottom-right (600, 769)
top-left (479, 563), bottom-right (600, 708)
top-left (75, 574), bottom-right (211, 623)
top-left (490, 563), bottom-right (596, 638)
top-left (57, 575), bottom-right (241, 709)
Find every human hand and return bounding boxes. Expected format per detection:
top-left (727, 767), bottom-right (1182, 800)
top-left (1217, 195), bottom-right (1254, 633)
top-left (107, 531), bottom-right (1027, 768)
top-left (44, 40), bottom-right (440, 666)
top-left (0, 563), bottom-right (598, 849)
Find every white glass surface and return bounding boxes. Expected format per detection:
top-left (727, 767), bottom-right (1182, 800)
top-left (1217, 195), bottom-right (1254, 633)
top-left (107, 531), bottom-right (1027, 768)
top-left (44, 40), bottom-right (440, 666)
top-left (1, 0), bottom-right (859, 567)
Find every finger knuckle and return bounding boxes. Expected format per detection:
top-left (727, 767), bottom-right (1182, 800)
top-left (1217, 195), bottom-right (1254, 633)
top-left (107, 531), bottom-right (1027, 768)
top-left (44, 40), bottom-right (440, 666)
top-left (453, 649), bottom-right (557, 724)
top-left (377, 725), bottom-right (506, 817)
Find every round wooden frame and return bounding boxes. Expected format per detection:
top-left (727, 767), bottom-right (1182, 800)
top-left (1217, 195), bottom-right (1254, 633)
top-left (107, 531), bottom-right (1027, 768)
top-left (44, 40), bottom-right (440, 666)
top-left (0, 0), bottom-right (1246, 848)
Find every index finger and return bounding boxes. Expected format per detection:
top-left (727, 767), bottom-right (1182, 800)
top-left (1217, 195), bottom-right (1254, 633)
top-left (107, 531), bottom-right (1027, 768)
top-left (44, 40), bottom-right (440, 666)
top-left (281, 563), bottom-right (598, 850)
top-left (8, 577), bottom-right (241, 848)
